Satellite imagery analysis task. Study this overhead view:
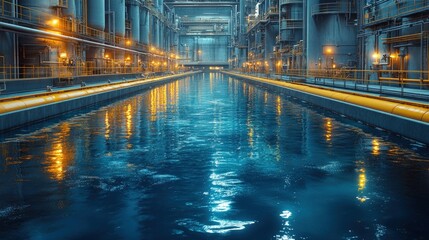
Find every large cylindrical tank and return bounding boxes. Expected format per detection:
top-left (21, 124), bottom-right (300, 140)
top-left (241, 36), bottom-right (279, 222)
top-left (306, 0), bottom-right (357, 70)
top-left (155, 20), bottom-right (160, 48)
top-left (306, 0), bottom-right (322, 71)
top-left (63, 0), bottom-right (77, 18)
top-left (156, 20), bottom-right (162, 48)
top-left (76, 0), bottom-right (83, 21)
top-left (159, 0), bottom-right (163, 12)
top-left (87, 0), bottom-right (105, 30)
top-left (19, 0), bottom-right (52, 19)
top-left (110, 0), bottom-right (125, 37)
top-left (140, 8), bottom-right (150, 45)
top-left (129, 2), bottom-right (140, 42)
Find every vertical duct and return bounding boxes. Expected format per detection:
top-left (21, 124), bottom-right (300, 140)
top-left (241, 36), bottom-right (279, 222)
top-left (87, 0), bottom-right (105, 31)
top-left (140, 8), bottom-right (149, 45)
top-left (76, 0), bottom-right (83, 22)
top-left (111, 0), bottom-right (126, 37)
top-left (63, 0), bottom-right (77, 18)
top-left (129, 1), bottom-right (140, 43)
top-left (87, 0), bottom-right (106, 72)
top-left (153, 19), bottom-right (159, 47)
top-left (305, 0), bottom-right (320, 71)
top-left (108, 0), bottom-right (125, 63)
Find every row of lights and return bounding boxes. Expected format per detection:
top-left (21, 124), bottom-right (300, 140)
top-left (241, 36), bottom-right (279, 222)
top-left (47, 18), bottom-right (178, 62)
top-left (243, 61), bottom-right (271, 66)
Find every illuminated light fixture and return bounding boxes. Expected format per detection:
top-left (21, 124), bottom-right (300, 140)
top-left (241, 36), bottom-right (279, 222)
top-left (372, 52), bottom-right (379, 59)
top-left (105, 54), bottom-right (109, 59)
top-left (332, 64), bottom-right (336, 69)
top-left (323, 46), bottom-right (335, 55)
top-left (49, 18), bottom-right (60, 27)
top-left (126, 40), bottom-right (131, 45)
top-left (126, 56), bottom-right (131, 61)
top-left (390, 54), bottom-right (396, 59)
top-left (59, 52), bottom-right (67, 58)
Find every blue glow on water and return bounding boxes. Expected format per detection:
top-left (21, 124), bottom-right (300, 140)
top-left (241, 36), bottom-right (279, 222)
top-left (1, 72), bottom-right (429, 239)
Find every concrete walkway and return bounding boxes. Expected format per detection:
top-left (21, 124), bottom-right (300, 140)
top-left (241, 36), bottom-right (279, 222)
top-left (242, 72), bottom-right (429, 106)
top-left (224, 71), bottom-right (429, 145)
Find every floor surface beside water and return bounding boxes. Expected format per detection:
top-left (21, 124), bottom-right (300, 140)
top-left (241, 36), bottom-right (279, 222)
top-left (1, 73), bottom-right (429, 239)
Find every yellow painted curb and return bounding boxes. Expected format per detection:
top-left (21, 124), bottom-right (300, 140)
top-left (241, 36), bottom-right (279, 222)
top-left (0, 72), bottom-right (195, 115)
top-left (225, 72), bottom-right (429, 123)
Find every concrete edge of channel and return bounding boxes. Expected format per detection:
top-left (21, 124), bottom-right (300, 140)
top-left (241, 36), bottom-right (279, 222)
top-left (223, 71), bottom-right (429, 145)
top-left (0, 71), bottom-right (200, 132)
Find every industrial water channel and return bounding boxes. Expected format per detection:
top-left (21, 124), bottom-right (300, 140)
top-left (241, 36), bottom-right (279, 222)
top-left (1, 73), bottom-right (429, 239)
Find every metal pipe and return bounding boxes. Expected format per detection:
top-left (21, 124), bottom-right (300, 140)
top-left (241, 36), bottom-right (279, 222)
top-left (421, 22), bottom-right (423, 82)
top-left (0, 21), bottom-right (169, 57)
top-left (12, 0), bottom-right (17, 78)
top-left (166, 2), bottom-right (238, 6)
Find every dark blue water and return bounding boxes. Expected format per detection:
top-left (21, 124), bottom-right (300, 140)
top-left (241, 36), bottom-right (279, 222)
top-left (1, 73), bottom-right (429, 239)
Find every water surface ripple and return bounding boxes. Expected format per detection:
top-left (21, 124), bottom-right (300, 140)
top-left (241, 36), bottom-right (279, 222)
top-left (1, 73), bottom-right (429, 239)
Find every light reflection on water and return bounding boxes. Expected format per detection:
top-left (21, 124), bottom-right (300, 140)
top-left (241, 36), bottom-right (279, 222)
top-left (0, 73), bottom-right (429, 239)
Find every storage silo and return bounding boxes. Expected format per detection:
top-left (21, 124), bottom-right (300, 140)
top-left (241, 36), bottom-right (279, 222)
top-left (306, 0), bottom-right (357, 73)
top-left (279, 0), bottom-right (303, 71)
top-left (140, 8), bottom-right (150, 45)
top-left (86, 0), bottom-right (105, 73)
top-left (18, 0), bottom-right (58, 77)
top-left (129, 1), bottom-right (140, 43)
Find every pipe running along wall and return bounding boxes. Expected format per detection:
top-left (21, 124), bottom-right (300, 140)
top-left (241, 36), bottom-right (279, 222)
top-left (223, 71), bottom-right (429, 144)
top-left (224, 72), bottom-right (429, 122)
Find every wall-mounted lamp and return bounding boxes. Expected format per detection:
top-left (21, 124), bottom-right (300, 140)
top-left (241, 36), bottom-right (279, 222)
top-left (323, 46), bottom-right (335, 55)
top-left (48, 18), bottom-right (60, 27)
top-left (372, 52), bottom-right (380, 64)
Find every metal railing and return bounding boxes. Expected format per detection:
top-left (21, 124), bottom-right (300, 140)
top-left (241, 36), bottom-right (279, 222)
top-left (280, 19), bottom-right (303, 29)
top-left (51, 0), bottom-right (68, 8)
top-left (0, 0), bottom-right (169, 49)
top-left (238, 68), bottom-right (429, 100)
top-left (180, 18), bottom-right (229, 24)
top-left (311, 2), bottom-right (356, 16)
top-left (364, 0), bottom-right (429, 25)
top-left (280, 0), bottom-right (302, 5)
top-left (0, 64), bottom-right (178, 80)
